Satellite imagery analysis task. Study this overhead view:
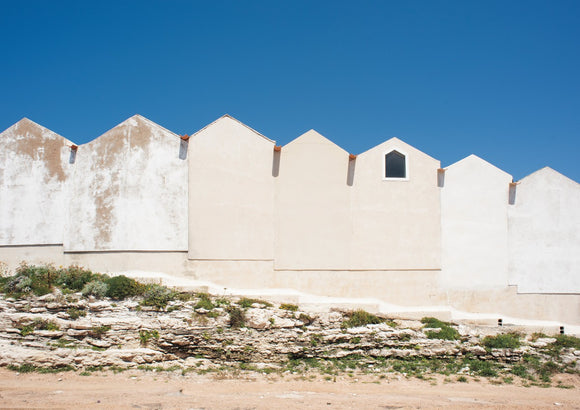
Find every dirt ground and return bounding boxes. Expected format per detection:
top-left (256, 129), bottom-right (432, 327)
top-left (0, 369), bottom-right (578, 409)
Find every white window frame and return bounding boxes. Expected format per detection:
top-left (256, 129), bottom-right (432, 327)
top-left (382, 149), bottom-right (409, 181)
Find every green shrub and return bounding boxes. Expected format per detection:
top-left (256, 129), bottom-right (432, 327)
top-left (195, 293), bottom-right (215, 310)
top-left (280, 303), bottom-right (298, 311)
top-left (139, 329), bottom-right (160, 345)
top-left (5, 264), bottom-right (58, 296)
top-left (228, 307), bottom-right (246, 328)
top-left (89, 325), bottom-right (111, 338)
top-left (553, 334), bottom-right (580, 349)
top-left (105, 275), bottom-right (143, 299)
top-left (20, 325), bottom-right (34, 336)
top-left (81, 280), bottom-right (108, 298)
top-left (464, 358), bottom-right (498, 377)
top-left (421, 317), bottom-right (460, 341)
top-left (56, 266), bottom-right (102, 292)
top-left (67, 308), bottom-right (87, 320)
top-left (483, 333), bottom-right (521, 349)
top-left (239, 297), bottom-right (273, 308)
top-left (511, 363), bottom-right (528, 378)
top-left (342, 310), bottom-right (383, 328)
top-left (141, 284), bottom-right (176, 310)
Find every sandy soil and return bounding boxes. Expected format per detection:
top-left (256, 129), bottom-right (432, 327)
top-left (0, 369), bottom-right (578, 409)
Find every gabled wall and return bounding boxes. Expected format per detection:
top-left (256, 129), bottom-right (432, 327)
top-left (274, 130), bottom-right (352, 269)
top-left (0, 119), bottom-right (73, 246)
top-left (508, 167), bottom-right (580, 293)
top-left (351, 138), bottom-right (441, 270)
top-left (64, 115), bottom-right (188, 251)
top-left (188, 115), bottom-right (275, 260)
top-left (440, 155), bottom-right (512, 290)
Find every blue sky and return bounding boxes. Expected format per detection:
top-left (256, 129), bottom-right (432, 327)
top-left (1, 0), bottom-right (579, 181)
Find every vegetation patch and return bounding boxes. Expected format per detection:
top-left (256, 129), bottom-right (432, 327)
top-left (139, 329), bottom-right (160, 346)
top-left (280, 303), bottom-right (298, 311)
top-left (238, 297), bottom-right (273, 308)
top-left (228, 307), bottom-right (246, 328)
top-left (342, 310), bottom-right (384, 328)
top-left (421, 317), bottom-right (460, 341)
top-left (483, 333), bottom-right (521, 349)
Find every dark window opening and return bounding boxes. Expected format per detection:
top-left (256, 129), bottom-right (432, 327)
top-left (385, 150), bottom-right (406, 178)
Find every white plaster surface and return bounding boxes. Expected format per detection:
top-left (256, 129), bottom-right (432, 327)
top-left (275, 130), bottom-right (352, 269)
top-left (64, 115), bottom-right (188, 251)
top-left (440, 155), bottom-right (512, 289)
top-left (188, 115), bottom-right (275, 260)
top-left (351, 138), bottom-right (441, 269)
top-left (508, 167), bottom-right (580, 293)
top-left (0, 119), bottom-right (73, 245)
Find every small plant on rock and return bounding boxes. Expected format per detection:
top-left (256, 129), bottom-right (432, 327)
top-left (280, 303), bottom-right (298, 311)
top-left (483, 333), bottom-right (521, 349)
top-left (139, 329), bottom-right (160, 346)
top-left (105, 275), bottom-right (143, 299)
top-left (342, 310), bottom-right (383, 328)
top-left (421, 317), bottom-right (460, 341)
top-left (81, 280), bottom-right (108, 298)
top-left (141, 284), bottom-right (176, 310)
top-left (228, 307), bottom-right (246, 328)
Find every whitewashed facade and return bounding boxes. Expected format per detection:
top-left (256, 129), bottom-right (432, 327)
top-left (1, 115), bottom-right (578, 324)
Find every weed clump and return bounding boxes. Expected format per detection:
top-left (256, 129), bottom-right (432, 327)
top-left (139, 329), bottom-right (160, 346)
top-left (105, 275), bottom-right (143, 299)
top-left (195, 293), bottom-right (215, 310)
top-left (342, 310), bottom-right (384, 328)
top-left (421, 317), bottom-right (460, 341)
top-left (483, 333), bottom-right (521, 349)
top-left (280, 303), bottom-right (298, 311)
top-left (141, 284), bottom-right (176, 310)
top-left (228, 307), bottom-right (246, 328)
top-left (238, 297), bottom-right (273, 308)
top-left (81, 280), bottom-right (108, 298)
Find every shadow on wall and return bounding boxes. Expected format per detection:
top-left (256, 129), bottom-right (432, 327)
top-left (179, 139), bottom-right (188, 160)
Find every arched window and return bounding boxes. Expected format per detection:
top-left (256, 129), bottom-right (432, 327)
top-left (385, 150), bottom-right (406, 179)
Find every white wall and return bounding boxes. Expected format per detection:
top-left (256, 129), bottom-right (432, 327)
top-left (351, 138), bottom-right (441, 269)
top-left (64, 115), bottom-right (188, 251)
top-left (188, 115), bottom-right (275, 260)
top-left (440, 155), bottom-right (512, 290)
top-left (0, 119), bottom-right (73, 245)
top-left (275, 130), bottom-right (352, 269)
top-left (508, 167), bottom-right (580, 293)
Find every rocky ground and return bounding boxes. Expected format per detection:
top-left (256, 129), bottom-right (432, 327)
top-left (0, 290), bottom-right (579, 387)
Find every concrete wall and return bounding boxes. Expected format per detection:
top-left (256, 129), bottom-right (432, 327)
top-left (508, 167), bottom-right (580, 293)
top-left (0, 119), bottom-right (73, 246)
top-left (64, 115), bottom-right (188, 251)
top-left (188, 115), bottom-right (275, 260)
top-left (440, 155), bottom-right (512, 290)
top-left (275, 130), bottom-right (352, 269)
top-left (351, 138), bottom-right (441, 270)
top-left (1, 115), bottom-right (579, 326)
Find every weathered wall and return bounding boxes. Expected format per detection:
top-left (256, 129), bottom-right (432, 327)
top-left (0, 119), bottom-right (73, 245)
top-left (351, 138), bottom-right (441, 270)
top-left (64, 115), bottom-right (188, 251)
top-left (187, 115), bottom-right (275, 260)
top-left (440, 155), bottom-right (512, 290)
top-left (275, 130), bottom-right (352, 269)
top-left (508, 167), bottom-right (580, 293)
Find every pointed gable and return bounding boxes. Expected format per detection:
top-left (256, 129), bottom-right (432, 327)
top-left (0, 119), bottom-right (73, 245)
top-left (446, 154), bottom-right (512, 180)
top-left (358, 137), bottom-right (438, 165)
top-left (193, 114), bottom-right (274, 144)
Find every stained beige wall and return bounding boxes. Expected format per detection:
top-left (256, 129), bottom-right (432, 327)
top-left (188, 116), bottom-right (275, 260)
top-left (351, 138), bottom-right (441, 269)
top-left (440, 155), bottom-right (512, 289)
top-left (64, 115), bottom-right (188, 251)
top-left (0, 119), bottom-right (73, 246)
top-left (275, 130), bottom-right (352, 269)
